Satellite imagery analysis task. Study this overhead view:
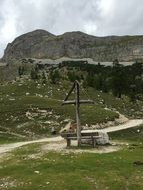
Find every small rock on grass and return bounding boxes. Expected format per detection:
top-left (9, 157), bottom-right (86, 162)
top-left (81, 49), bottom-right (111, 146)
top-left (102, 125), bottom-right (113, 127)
top-left (133, 161), bottom-right (143, 166)
top-left (34, 171), bottom-right (40, 174)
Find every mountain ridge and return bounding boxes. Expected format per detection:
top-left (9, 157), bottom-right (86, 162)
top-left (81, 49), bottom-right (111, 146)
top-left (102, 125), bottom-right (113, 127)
top-left (2, 29), bottom-right (143, 62)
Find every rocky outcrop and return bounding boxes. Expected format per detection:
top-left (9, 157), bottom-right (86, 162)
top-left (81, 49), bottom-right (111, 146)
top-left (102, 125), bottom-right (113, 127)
top-left (3, 29), bottom-right (143, 62)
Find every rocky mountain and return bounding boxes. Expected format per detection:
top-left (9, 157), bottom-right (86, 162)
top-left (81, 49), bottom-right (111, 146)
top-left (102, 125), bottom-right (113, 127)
top-left (2, 29), bottom-right (143, 62)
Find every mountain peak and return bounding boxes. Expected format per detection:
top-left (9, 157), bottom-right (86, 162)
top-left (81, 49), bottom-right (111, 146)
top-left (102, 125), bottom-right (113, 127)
top-left (3, 29), bottom-right (143, 62)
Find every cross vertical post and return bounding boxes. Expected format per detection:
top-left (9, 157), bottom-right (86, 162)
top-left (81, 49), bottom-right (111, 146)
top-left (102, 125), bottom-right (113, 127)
top-left (75, 80), bottom-right (81, 147)
top-left (62, 80), bottom-right (94, 148)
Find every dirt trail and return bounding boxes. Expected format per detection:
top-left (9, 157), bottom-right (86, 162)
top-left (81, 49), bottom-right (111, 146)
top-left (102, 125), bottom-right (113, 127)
top-left (0, 136), bottom-right (62, 154)
top-left (0, 119), bottom-right (143, 155)
top-left (84, 119), bottom-right (143, 133)
top-left (103, 119), bottom-right (143, 133)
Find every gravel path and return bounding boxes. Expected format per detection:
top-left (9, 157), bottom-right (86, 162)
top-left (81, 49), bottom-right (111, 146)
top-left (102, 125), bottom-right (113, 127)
top-left (103, 119), bottom-right (143, 133)
top-left (0, 119), bottom-right (143, 155)
top-left (0, 136), bottom-right (62, 154)
top-left (84, 119), bottom-right (143, 133)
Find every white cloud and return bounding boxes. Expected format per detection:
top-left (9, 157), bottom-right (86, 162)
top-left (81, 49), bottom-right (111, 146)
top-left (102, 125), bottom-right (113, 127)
top-left (83, 22), bottom-right (97, 35)
top-left (98, 0), bottom-right (115, 17)
top-left (0, 0), bottom-right (143, 57)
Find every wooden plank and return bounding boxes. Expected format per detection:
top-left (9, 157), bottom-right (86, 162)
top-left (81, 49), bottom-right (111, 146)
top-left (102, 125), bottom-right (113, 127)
top-left (64, 82), bottom-right (75, 102)
top-left (62, 100), bottom-right (94, 105)
top-left (61, 132), bottom-right (99, 138)
top-left (63, 136), bottom-right (100, 140)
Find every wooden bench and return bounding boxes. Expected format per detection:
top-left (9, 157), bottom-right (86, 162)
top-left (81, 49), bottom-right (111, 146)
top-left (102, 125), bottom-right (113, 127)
top-left (61, 132), bottom-right (101, 148)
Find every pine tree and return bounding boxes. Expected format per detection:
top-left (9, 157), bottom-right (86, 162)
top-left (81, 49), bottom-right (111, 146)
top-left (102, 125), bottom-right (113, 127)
top-left (30, 68), bottom-right (39, 80)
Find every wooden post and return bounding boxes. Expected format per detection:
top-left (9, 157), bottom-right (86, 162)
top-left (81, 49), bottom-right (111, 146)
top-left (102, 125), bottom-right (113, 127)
top-left (67, 139), bottom-right (71, 147)
top-left (62, 80), bottom-right (94, 148)
top-left (92, 136), bottom-right (96, 148)
top-left (75, 81), bottom-right (81, 147)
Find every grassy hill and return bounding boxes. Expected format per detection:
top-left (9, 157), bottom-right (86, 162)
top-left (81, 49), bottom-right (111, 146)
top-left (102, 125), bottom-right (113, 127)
top-left (0, 61), bottom-right (143, 143)
top-left (0, 79), bottom-right (119, 143)
top-left (0, 62), bottom-right (143, 190)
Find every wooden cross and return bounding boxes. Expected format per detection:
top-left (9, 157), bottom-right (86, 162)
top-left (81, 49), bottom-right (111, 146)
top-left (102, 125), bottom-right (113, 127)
top-left (62, 80), bottom-right (94, 147)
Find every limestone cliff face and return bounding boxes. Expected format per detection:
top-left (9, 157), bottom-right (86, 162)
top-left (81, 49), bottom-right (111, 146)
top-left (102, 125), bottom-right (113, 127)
top-left (3, 29), bottom-right (143, 62)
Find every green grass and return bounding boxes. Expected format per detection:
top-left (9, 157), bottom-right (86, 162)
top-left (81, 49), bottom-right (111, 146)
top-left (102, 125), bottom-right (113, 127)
top-left (0, 65), bottom-right (143, 189)
top-left (0, 133), bottom-right (23, 144)
top-left (0, 77), bottom-right (143, 142)
top-left (0, 120), bottom-right (143, 190)
top-left (0, 140), bottom-right (143, 190)
top-left (0, 79), bottom-right (119, 141)
top-left (86, 88), bottom-right (143, 118)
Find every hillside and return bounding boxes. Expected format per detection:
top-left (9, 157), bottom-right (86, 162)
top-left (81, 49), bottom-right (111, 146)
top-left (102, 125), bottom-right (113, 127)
top-left (0, 47), bottom-right (143, 190)
top-left (0, 79), bottom-right (119, 143)
top-left (0, 61), bottom-right (143, 143)
top-left (2, 29), bottom-right (143, 62)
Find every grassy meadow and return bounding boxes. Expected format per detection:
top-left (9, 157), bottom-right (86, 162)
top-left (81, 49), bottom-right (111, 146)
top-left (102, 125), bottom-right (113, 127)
top-left (0, 64), bottom-right (143, 190)
top-left (0, 79), bottom-right (120, 143)
top-left (0, 125), bottom-right (143, 190)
